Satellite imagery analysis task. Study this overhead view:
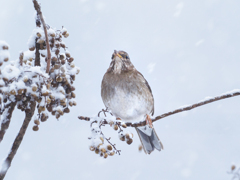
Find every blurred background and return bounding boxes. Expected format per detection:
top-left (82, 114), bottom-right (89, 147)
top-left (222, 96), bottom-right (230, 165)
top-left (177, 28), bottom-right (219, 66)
top-left (0, 0), bottom-right (240, 179)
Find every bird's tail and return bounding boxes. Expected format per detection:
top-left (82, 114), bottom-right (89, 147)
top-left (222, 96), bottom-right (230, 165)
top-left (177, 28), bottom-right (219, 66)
top-left (135, 126), bottom-right (163, 154)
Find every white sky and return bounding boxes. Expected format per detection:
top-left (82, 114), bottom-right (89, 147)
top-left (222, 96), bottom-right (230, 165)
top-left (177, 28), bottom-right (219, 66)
top-left (1, 0), bottom-right (240, 180)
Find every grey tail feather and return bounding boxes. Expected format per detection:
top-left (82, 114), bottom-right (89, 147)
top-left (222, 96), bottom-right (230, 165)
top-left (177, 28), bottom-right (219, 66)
top-left (135, 126), bottom-right (164, 154)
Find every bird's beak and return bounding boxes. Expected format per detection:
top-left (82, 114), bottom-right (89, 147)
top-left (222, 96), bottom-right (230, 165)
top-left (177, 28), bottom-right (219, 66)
top-left (114, 50), bottom-right (122, 59)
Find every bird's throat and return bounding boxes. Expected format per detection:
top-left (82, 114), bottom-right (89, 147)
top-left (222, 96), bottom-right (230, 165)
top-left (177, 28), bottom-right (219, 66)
top-left (113, 58), bottom-right (122, 74)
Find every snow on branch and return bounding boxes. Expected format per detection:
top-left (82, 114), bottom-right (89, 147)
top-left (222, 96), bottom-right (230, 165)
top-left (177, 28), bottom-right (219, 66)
top-left (78, 89), bottom-right (240, 156)
top-left (0, 0), bottom-right (80, 178)
top-left (32, 0), bottom-right (51, 73)
top-left (0, 101), bottom-right (36, 180)
top-left (79, 89), bottom-right (240, 127)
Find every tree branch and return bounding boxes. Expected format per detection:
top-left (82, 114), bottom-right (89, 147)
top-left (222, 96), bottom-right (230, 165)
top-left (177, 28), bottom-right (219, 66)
top-left (0, 101), bottom-right (36, 180)
top-left (0, 101), bottom-right (17, 143)
top-left (32, 0), bottom-right (51, 73)
top-left (78, 90), bottom-right (240, 127)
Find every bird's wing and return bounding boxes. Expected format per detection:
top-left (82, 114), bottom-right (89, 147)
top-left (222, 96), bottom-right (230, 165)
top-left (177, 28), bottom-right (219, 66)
top-left (137, 71), bottom-right (154, 116)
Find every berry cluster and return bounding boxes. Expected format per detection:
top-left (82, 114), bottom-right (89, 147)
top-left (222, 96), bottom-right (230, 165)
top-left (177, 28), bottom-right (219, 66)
top-left (0, 24), bottom-right (79, 132)
top-left (87, 109), bottom-right (133, 158)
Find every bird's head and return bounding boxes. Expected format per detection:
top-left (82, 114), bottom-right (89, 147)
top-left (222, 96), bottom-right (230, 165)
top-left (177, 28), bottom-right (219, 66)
top-left (107, 50), bottom-right (135, 74)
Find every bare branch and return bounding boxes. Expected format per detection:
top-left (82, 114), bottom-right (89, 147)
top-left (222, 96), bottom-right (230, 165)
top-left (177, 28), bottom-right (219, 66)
top-left (0, 101), bottom-right (17, 143)
top-left (32, 0), bottom-right (51, 73)
top-left (0, 101), bottom-right (36, 180)
top-left (79, 90), bottom-right (240, 127)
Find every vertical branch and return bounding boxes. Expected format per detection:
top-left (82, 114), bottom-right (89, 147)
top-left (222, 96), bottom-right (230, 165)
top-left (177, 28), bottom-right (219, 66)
top-left (0, 101), bottom-right (36, 180)
top-left (0, 101), bottom-right (17, 143)
top-left (35, 38), bottom-right (41, 66)
top-left (32, 0), bottom-right (51, 73)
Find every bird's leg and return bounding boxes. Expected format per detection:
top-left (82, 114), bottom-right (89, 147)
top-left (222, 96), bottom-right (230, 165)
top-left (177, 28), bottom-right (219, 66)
top-left (146, 114), bottom-right (153, 128)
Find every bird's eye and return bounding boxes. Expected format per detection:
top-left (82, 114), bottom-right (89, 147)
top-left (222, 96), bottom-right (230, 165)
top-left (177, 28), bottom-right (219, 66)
top-left (126, 56), bottom-right (129, 59)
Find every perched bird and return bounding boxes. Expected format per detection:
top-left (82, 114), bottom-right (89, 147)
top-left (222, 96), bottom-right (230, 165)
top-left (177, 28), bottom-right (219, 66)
top-left (101, 50), bottom-right (163, 154)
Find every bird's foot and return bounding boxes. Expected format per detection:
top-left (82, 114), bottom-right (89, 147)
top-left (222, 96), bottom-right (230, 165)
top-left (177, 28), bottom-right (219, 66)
top-left (146, 114), bottom-right (153, 128)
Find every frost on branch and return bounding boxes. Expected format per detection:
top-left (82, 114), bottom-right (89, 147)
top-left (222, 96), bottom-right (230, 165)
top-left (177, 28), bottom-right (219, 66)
top-left (83, 109), bottom-right (134, 158)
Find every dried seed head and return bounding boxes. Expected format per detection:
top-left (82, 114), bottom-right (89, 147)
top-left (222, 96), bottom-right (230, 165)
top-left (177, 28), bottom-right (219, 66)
top-left (60, 54), bottom-right (65, 60)
top-left (56, 114), bottom-right (60, 119)
top-left (54, 64), bottom-right (60, 69)
top-left (95, 149), bottom-right (99, 154)
top-left (49, 94), bottom-right (55, 100)
top-left (10, 89), bottom-right (16, 95)
top-left (64, 32), bottom-right (69, 38)
top-left (36, 32), bottom-right (41, 37)
top-left (76, 68), bottom-right (80, 75)
top-left (65, 52), bottom-right (70, 57)
top-left (68, 57), bottom-right (74, 63)
top-left (41, 53), bottom-right (45, 57)
top-left (23, 76), bottom-right (28, 82)
top-left (33, 125), bottom-right (39, 131)
top-left (107, 145), bottom-right (112, 151)
top-left (109, 152), bottom-right (115, 156)
top-left (60, 43), bottom-right (66, 48)
top-left (126, 138), bottom-right (133, 145)
top-left (56, 76), bottom-right (62, 82)
top-left (69, 101), bottom-right (73, 106)
top-left (3, 77), bottom-right (8, 82)
top-left (113, 125), bottom-right (118, 131)
top-left (4, 58), bottom-right (9, 62)
top-left (120, 136), bottom-right (125, 141)
top-left (231, 165), bottom-right (236, 171)
top-left (32, 85), bottom-right (37, 92)
top-left (125, 133), bottom-right (130, 139)
top-left (89, 146), bottom-right (95, 151)
top-left (104, 153), bottom-right (108, 159)
top-left (63, 107), bottom-right (70, 113)
top-left (55, 49), bottom-right (60, 55)
top-left (138, 145), bottom-right (143, 152)
top-left (42, 92), bottom-right (49, 96)
top-left (38, 39), bottom-right (45, 44)
top-left (70, 63), bottom-right (75, 68)
top-left (72, 101), bottom-right (77, 106)
top-left (61, 60), bottom-right (65, 65)
top-left (100, 148), bottom-right (106, 153)
top-left (2, 45), bottom-right (9, 50)
top-left (71, 92), bottom-right (76, 98)
top-left (57, 109), bottom-right (63, 115)
top-left (34, 119), bottom-right (40, 125)
top-left (50, 32), bottom-right (56, 37)
top-left (122, 124), bottom-right (127, 128)
top-left (51, 57), bottom-right (57, 62)
top-left (29, 46), bottom-right (35, 51)
top-left (100, 137), bottom-right (104, 143)
top-left (46, 97), bottom-right (51, 104)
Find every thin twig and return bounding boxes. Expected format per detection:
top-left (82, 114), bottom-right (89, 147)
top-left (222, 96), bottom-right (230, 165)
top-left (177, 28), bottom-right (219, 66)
top-left (0, 101), bottom-right (17, 143)
top-left (78, 90), bottom-right (240, 127)
top-left (32, 0), bottom-right (51, 73)
top-left (0, 101), bottom-right (36, 180)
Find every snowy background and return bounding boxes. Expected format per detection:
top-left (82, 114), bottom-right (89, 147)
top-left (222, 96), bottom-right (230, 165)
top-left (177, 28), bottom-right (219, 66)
top-left (1, 0), bottom-right (240, 179)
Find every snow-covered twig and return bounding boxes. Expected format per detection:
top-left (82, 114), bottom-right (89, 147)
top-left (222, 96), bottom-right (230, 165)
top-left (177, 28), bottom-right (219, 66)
top-left (79, 89), bottom-right (240, 127)
top-left (32, 0), bottom-right (51, 73)
top-left (0, 101), bottom-right (17, 143)
top-left (0, 101), bottom-right (36, 180)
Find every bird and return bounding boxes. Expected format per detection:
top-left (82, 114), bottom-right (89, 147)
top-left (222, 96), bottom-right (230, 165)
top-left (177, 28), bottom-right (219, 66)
top-left (101, 50), bottom-right (163, 154)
